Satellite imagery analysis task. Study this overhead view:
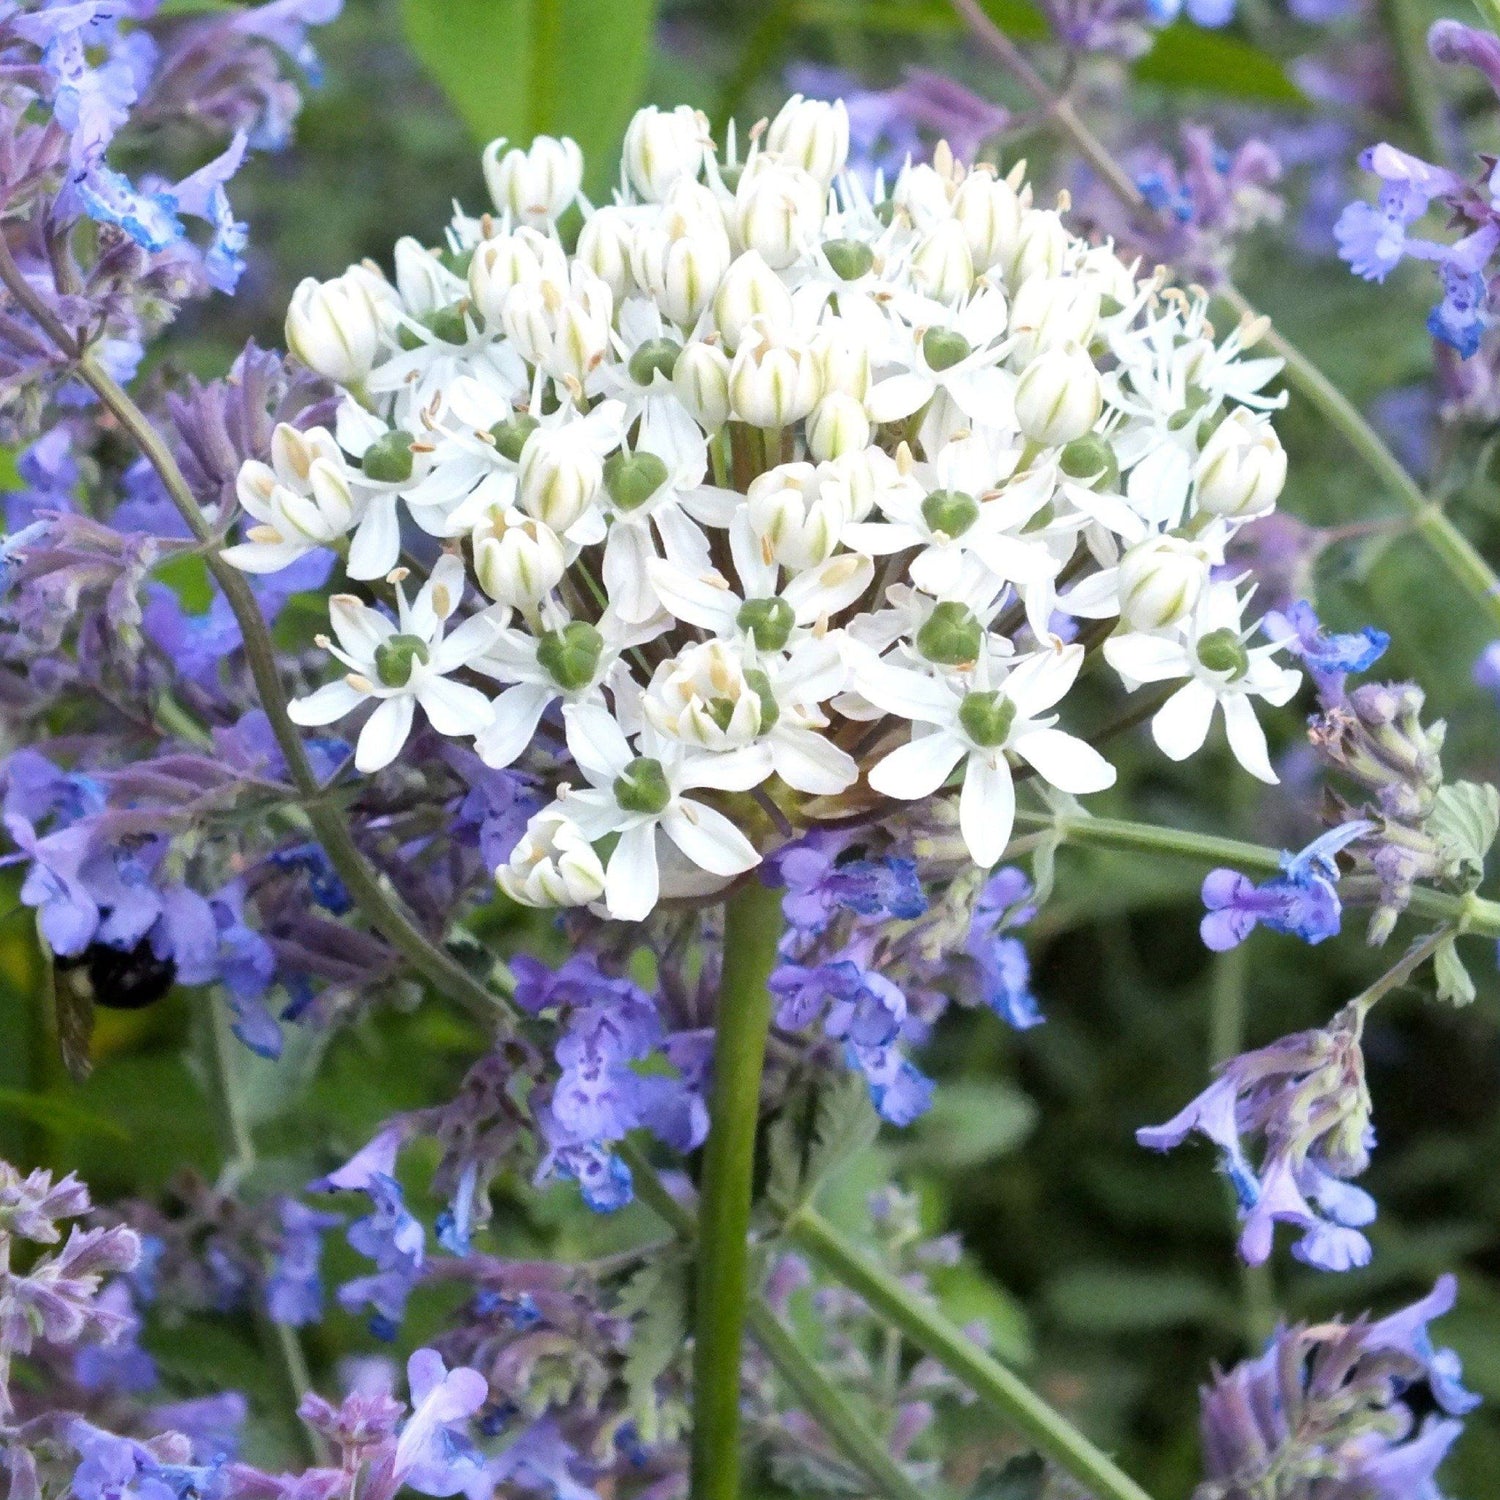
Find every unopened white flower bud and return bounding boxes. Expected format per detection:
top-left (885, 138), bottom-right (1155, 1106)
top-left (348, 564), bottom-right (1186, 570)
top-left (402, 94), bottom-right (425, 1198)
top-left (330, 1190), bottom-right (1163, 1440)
top-left (1077, 244), bottom-right (1139, 309)
top-left (1013, 343), bottom-right (1102, 445)
top-left (1008, 208), bottom-right (1068, 286)
top-left (630, 190), bottom-right (733, 326)
top-left (805, 392), bottom-right (870, 461)
top-left (284, 268), bottom-right (389, 385)
top-left (910, 219), bottom-right (975, 304)
top-left (467, 227), bottom-right (567, 324)
top-left (497, 809), bottom-right (606, 907)
top-left (713, 250), bottom-right (794, 351)
top-left (1116, 535), bottom-right (1210, 631)
top-left (827, 444), bottom-right (899, 522)
top-left (574, 206), bottom-right (637, 303)
top-left (765, 94), bottom-right (850, 186)
top-left (393, 237), bottom-right (455, 317)
top-left (644, 639), bottom-right (767, 748)
top-left (472, 508), bottom-right (567, 606)
top-left (892, 161), bottom-right (955, 228)
top-left (746, 461), bottom-right (845, 568)
top-left (728, 326), bottom-right (823, 428)
top-left (517, 429), bottom-right (604, 532)
top-left (952, 169), bottom-right (1023, 273)
top-left (735, 157), bottom-right (826, 269)
top-left (1193, 410), bottom-right (1287, 519)
top-left (812, 325), bottom-right (870, 400)
top-left (1008, 275), bottom-right (1101, 363)
top-left (672, 340), bottom-right (732, 429)
top-left (623, 104), bottom-right (706, 201)
top-left (502, 263), bottom-right (613, 383)
top-left (482, 135), bottom-right (583, 226)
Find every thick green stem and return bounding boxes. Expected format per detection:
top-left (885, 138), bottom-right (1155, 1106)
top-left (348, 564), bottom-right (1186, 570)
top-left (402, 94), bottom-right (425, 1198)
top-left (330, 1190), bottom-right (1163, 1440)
top-left (744, 1299), bottom-right (934, 1500)
top-left (786, 1208), bottom-right (1157, 1500)
top-left (690, 878), bottom-right (785, 1500)
top-left (1010, 810), bottom-right (1500, 939)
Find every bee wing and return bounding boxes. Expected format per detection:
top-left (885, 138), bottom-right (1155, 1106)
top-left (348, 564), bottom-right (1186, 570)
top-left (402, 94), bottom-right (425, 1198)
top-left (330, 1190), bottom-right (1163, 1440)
top-left (43, 940), bottom-right (96, 1083)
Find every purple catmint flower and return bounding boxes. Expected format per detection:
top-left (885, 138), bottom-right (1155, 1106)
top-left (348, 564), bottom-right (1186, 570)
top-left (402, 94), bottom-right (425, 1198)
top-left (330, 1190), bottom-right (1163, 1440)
top-left (71, 1280), bottom-right (157, 1395)
top-left (1139, 1005), bottom-right (1379, 1270)
top-left (1474, 640), bottom-right (1500, 701)
top-left (1429, 18), bottom-right (1500, 99)
top-left (68, 1422), bottom-right (180, 1500)
top-left (1038, 0), bottom-right (1155, 58)
top-left (1263, 599), bottom-right (1389, 692)
top-left (488, 1417), bottom-right (597, 1500)
top-left (771, 828), bottom-right (926, 939)
top-left (1198, 820), bottom-right (1371, 951)
top-left (146, 1393), bottom-right (249, 1463)
top-left (338, 1174), bottom-right (425, 1340)
top-left (1198, 1276), bottom-right (1477, 1497)
top-left (0, 1162), bottom-right (92, 1242)
top-left (390, 1349), bottom-right (489, 1498)
top-left (265, 1200), bottom-right (342, 1327)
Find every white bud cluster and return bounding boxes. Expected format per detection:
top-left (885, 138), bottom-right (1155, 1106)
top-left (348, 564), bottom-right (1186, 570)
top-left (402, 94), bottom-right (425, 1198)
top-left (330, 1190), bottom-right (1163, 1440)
top-left (232, 98), bottom-right (1301, 922)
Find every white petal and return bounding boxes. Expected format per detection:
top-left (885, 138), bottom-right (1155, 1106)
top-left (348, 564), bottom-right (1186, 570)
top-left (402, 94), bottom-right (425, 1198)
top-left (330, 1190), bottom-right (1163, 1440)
top-left (783, 552), bottom-right (873, 623)
top-left (1103, 631), bottom-right (1191, 688)
top-left (603, 523), bottom-right (659, 624)
top-left (661, 801), bottom-right (760, 876)
top-left (355, 695), bottom-right (415, 772)
top-left (850, 650), bottom-right (956, 724)
top-left (474, 682), bottom-right (553, 768)
top-left (770, 726), bottom-right (859, 794)
top-left (605, 822), bottom-right (660, 921)
top-left (866, 372), bottom-right (935, 424)
top-left (960, 753), bottom-right (1015, 868)
top-left (1012, 728), bottom-right (1116, 794)
top-left (563, 702), bottom-right (633, 784)
top-left (287, 678), bottom-right (365, 726)
top-left (677, 743), bottom-right (774, 793)
top-left (330, 595), bottom-right (395, 661)
top-left (220, 538), bottom-right (309, 574)
top-left (647, 561), bottom-right (740, 633)
top-left (1003, 644), bottom-right (1084, 718)
top-left (428, 610), bottom-right (503, 674)
top-left (418, 676), bottom-right (494, 737)
top-left (1152, 679), bottom-right (1216, 762)
top-left (347, 492), bottom-right (400, 581)
top-left (867, 731), bottom-right (966, 801)
top-left (1222, 692), bottom-right (1278, 784)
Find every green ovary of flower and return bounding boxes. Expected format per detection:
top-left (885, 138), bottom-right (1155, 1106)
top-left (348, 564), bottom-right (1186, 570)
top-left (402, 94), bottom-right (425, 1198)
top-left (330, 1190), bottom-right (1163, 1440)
top-left (736, 596), bottom-right (795, 652)
top-left (1196, 627), bottom-right (1250, 679)
top-left (917, 601), bottom-right (983, 665)
top-left (536, 621), bottom-right (604, 690)
top-left (921, 488), bottom-right (981, 539)
top-left (362, 429), bottom-right (415, 483)
top-left (958, 690), bottom-right (1016, 748)
top-left (374, 634), bottom-right (431, 688)
top-left (822, 237), bottom-right (875, 281)
top-left (614, 756), bottom-right (672, 815)
top-left (605, 450), bottom-right (670, 511)
top-left (628, 337), bottom-right (684, 386)
top-left (922, 327), bottom-right (971, 372)
top-left (490, 413), bottom-right (539, 462)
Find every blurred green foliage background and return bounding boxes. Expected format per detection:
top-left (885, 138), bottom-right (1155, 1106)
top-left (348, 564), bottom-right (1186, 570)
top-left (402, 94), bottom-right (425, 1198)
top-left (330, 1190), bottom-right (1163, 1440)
top-left (5, 0), bottom-right (1500, 1492)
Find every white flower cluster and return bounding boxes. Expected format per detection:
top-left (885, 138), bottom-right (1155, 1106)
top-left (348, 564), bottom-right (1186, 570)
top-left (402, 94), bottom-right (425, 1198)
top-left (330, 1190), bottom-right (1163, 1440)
top-left (226, 99), bottom-right (1301, 922)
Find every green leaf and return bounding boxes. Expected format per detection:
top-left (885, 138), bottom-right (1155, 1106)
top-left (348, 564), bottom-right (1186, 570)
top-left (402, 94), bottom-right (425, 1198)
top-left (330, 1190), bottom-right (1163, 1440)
top-left (768, 1071), bottom-right (880, 1216)
top-left (1434, 936), bottom-right (1477, 1007)
top-left (1134, 24), bottom-right (1305, 104)
top-left (1428, 780), bottom-right (1500, 887)
top-left (400, 0), bottom-right (659, 193)
top-left (794, 0), bottom-right (1046, 37)
top-left (1044, 1266), bottom-right (1234, 1334)
top-left (969, 1454), bottom-right (1046, 1500)
top-left (900, 1079), bottom-right (1036, 1171)
top-left (0, 1086), bottom-right (128, 1141)
top-left (617, 1257), bottom-right (689, 1444)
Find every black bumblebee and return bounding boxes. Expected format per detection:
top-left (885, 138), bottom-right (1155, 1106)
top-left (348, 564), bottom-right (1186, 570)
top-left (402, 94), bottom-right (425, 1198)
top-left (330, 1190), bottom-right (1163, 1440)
top-left (49, 935), bottom-right (177, 1080)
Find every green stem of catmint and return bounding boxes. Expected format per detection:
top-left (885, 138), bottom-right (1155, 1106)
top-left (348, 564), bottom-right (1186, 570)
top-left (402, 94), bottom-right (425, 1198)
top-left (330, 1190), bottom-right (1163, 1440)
top-left (743, 1299), bottom-right (934, 1500)
top-left (690, 877), bottom-right (785, 1500)
top-left (1010, 809), bottom-right (1500, 939)
top-left (785, 1207), bottom-right (1158, 1500)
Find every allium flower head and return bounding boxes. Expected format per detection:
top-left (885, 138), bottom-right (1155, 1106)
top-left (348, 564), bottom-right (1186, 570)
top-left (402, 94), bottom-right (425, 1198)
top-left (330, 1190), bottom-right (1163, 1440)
top-left (227, 100), bottom-right (1299, 925)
